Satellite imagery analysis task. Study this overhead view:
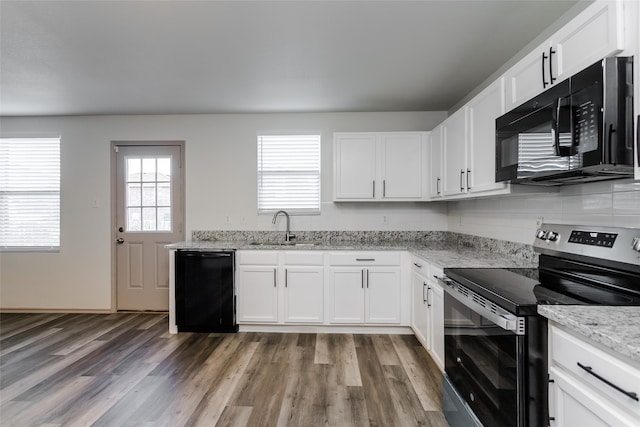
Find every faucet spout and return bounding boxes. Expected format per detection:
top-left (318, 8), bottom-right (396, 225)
top-left (272, 210), bottom-right (294, 242)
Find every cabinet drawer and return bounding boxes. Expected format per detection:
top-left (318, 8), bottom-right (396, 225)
top-left (550, 325), bottom-right (640, 413)
top-left (237, 250), bottom-right (279, 265)
top-left (410, 256), bottom-right (429, 277)
top-left (329, 252), bottom-right (401, 266)
top-left (283, 251), bottom-right (324, 265)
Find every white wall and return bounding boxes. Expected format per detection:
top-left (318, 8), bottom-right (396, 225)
top-left (0, 111), bottom-right (448, 310)
top-left (447, 180), bottom-right (640, 244)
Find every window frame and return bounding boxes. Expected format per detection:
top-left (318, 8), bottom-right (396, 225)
top-left (257, 133), bottom-right (322, 215)
top-left (0, 136), bottom-right (61, 252)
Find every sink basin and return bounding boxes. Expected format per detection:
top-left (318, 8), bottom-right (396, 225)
top-left (248, 241), bottom-right (319, 247)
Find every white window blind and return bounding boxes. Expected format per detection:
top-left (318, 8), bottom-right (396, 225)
top-left (257, 134), bottom-right (321, 214)
top-left (0, 137), bottom-right (61, 251)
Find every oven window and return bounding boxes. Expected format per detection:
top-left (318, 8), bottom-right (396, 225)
top-left (444, 294), bottom-right (522, 427)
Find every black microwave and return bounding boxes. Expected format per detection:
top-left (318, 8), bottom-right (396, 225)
top-left (495, 56), bottom-right (634, 185)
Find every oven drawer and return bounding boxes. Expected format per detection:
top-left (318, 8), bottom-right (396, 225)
top-left (550, 325), bottom-right (640, 414)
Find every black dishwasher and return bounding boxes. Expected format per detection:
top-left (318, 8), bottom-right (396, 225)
top-left (175, 250), bottom-right (237, 333)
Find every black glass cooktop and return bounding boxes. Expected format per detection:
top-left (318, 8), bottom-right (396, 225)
top-left (444, 264), bottom-right (640, 317)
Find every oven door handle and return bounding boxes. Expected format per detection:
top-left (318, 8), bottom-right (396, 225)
top-left (442, 276), bottom-right (525, 335)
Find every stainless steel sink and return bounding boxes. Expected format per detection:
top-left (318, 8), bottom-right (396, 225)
top-left (248, 241), bottom-right (319, 247)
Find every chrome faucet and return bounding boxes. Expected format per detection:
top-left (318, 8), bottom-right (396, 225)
top-left (272, 210), bottom-right (295, 242)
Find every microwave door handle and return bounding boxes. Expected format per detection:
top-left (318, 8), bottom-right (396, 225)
top-left (552, 97), bottom-right (561, 155)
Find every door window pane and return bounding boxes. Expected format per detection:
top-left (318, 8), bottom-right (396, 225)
top-left (125, 156), bottom-right (172, 232)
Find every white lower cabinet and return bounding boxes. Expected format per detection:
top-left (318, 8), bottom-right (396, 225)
top-left (328, 252), bottom-right (402, 325)
top-left (410, 256), bottom-right (445, 371)
top-left (411, 263), bottom-right (429, 345)
top-left (237, 250), bottom-right (324, 325)
top-left (329, 268), bottom-right (366, 323)
top-left (427, 272), bottom-right (445, 371)
top-left (365, 267), bottom-right (401, 323)
top-left (237, 265), bottom-right (278, 323)
top-left (548, 325), bottom-right (640, 426)
top-left (283, 266), bottom-right (324, 323)
top-left (329, 266), bottom-right (401, 324)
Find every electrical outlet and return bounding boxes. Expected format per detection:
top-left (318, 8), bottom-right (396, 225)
top-left (240, 216), bottom-right (247, 225)
top-left (382, 215), bottom-right (389, 225)
top-left (225, 215), bottom-right (231, 224)
top-left (537, 216), bottom-right (544, 227)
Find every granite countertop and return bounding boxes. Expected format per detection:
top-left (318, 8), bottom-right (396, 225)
top-left (166, 240), bottom-right (537, 269)
top-left (538, 305), bottom-right (640, 366)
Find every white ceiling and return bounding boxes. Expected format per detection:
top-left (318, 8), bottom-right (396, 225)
top-left (0, 0), bottom-right (582, 117)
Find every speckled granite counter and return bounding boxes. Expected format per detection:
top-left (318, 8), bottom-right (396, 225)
top-left (166, 238), bottom-right (537, 268)
top-left (538, 305), bottom-right (640, 365)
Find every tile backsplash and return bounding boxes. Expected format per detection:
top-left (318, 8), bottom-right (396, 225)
top-left (447, 179), bottom-right (640, 244)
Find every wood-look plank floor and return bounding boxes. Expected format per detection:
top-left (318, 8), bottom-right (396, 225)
top-left (0, 313), bottom-right (449, 427)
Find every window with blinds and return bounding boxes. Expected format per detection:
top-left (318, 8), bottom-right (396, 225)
top-left (0, 137), bottom-right (61, 251)
top-left (257, 134), bottom-right (321, 214)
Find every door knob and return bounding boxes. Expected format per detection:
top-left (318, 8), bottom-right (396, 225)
top-left (116, 238), bottom-right (124, 244)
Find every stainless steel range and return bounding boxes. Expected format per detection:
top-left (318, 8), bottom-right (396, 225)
top-left (441, 224), bottom-right (640, 427)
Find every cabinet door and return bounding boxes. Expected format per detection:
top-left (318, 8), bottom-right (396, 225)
top-left (552, 0), bottom-right (625, 83)
top-left (504, 41), bottom-right (553, 110)
top-left (429, 125), bottom-right (443, 198)
top-left (334, 133), bottom-right (377, 199)
top-left (467, 78), bottom-right (508, 194)
top-left (379, 132), bottom-right (423, 199)
top-left (411, 271), bottom-right (429, 347)
top-left (284, 267), bottom-right (324, 323)
top-left (428, 280), bottom-right (445, 372)
top-left (442, 107), bottom-right (469, 196)
top-left (549, 367), bottom-right (638, 427)
top-left (329, 268), bottom-right (365, 323)
top-left (237, 266), bottom-right (278, 323)
top-left (366, 267), bottom-right (401, 324)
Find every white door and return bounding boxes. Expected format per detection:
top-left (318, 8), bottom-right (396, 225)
top-left (115, 144), bottom-right (183, 311)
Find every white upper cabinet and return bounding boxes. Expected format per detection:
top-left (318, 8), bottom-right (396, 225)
top-left (379, 133), bottom-right (424, 199)
top-left (466, 78), bottom-right (508, 194)
top-left (428, 125), bottom-right (444, 199)
top-left (505, 0), bottom-right (626, 110)
top-left (334, 132), bottom-right (428, 201)
top-left (334, 132), bottom-right (377, 199)
top-left (442, 107), bottom-right (469, 196)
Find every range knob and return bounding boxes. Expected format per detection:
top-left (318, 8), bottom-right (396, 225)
top-left (547, 231), bottom-right (559, 242)
top-left (536, 229), bottom-right (547, 240)
top-left (632, 237), bottom-right (640, 252)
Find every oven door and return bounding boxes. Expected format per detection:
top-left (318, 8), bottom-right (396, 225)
top-left (443, 281), bottom-right (527, 427)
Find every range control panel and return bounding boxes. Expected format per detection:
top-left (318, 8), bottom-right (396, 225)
top-left (568, 230), bottom-right (618, 248)
top-left (533, 223), bottom-right (640, 265)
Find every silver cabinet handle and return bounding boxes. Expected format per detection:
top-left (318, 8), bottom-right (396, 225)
top-left (383, 180), bottom-right (386, 197)
top-left (366, 269), bottom-right (369, 288)
top-left (466, 168), bottom-right (471, 190)
top-left (361, 270), bottom-right (364, 289)
top-left (436, 177), bottom-right (441, 195)
top-left (356, 258), bottom-right (375, 262)
top-left (413, 262), bottom-right (422, 268)
top-left (273, 268), bottom-right (277, 287)
top-left (285, 268), bottom-right (288, 288)
top-left (372, 180), bottom-right (375, 198)
top-left (427, 285), bottom-right (431, 307)
top-left (460, 169), bottom-right (465, 191)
